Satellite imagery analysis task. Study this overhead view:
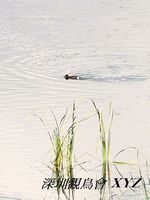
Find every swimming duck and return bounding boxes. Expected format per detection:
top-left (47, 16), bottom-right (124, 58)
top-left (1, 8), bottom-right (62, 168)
top-left (64, 74), bottom-right (79, 80)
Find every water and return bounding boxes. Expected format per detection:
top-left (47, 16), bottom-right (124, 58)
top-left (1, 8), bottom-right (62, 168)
top-left (0, 0), bottom-right (150, 199)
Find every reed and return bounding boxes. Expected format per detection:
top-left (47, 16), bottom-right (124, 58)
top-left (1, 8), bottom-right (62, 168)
top-left (35, 110), bottom-right (67, 199)
top-left (66, 102), bottom-right (76, 200)
top-left (113, 147), bottom-right (150, 199)
top-left (37, 105), bottom-right (77, 200)
top-left (37, 101), bottom-right (150, 199)
top-left (91, 100), bottom-right (114, 200)
top-left (137, 150), bottom-right (149, 200)
top-left (48, 110), bottom-right (66, 199)
top-left (51, 108), bottom-right (76, 200)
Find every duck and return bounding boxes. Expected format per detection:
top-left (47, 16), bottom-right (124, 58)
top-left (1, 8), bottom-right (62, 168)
top-left (64, 74), bottom-right (79, 80)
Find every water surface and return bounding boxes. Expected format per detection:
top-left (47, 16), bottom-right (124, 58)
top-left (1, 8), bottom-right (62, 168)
top-left (0, 0), bottom-right (150, 199)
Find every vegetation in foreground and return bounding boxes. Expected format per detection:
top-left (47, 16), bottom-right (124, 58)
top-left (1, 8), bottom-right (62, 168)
top-left (36, 100), bottom-right (150, 200)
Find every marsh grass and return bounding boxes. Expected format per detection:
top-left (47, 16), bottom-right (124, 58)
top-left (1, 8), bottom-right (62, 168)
top-left (36, 101), bottom-right (150, 200)
top-left (66, 102), bottom-right (76, 200)
top-left (113, 147), bottom-right (150, 199)
top-left (50, 100), bottom-right (115, 200)
top-left (91, 100), bottom-right (114, 200)
top-left (51, 105), bottom-right (77, 200)
top-left (35, 104), bottom-right (77, 200)
top-left (137, 150), bottom-right (149, 200)
top-left (52, 123), bottom-right (64, 197)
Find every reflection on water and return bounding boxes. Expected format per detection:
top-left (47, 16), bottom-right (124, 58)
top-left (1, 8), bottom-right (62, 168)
top-left (0, 0), bottom-right (150, 199)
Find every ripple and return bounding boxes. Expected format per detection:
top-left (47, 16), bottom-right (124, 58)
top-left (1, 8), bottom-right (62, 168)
top-left (0, 192), bottom-right (41, 200)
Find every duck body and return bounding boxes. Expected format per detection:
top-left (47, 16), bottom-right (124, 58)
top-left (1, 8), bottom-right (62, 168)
top-left (64, 74), bottom-right (79, 80)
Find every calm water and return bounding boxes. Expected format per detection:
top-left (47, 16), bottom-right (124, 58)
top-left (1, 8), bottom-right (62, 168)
top-left (0, 0), bottom-right (150, 199)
